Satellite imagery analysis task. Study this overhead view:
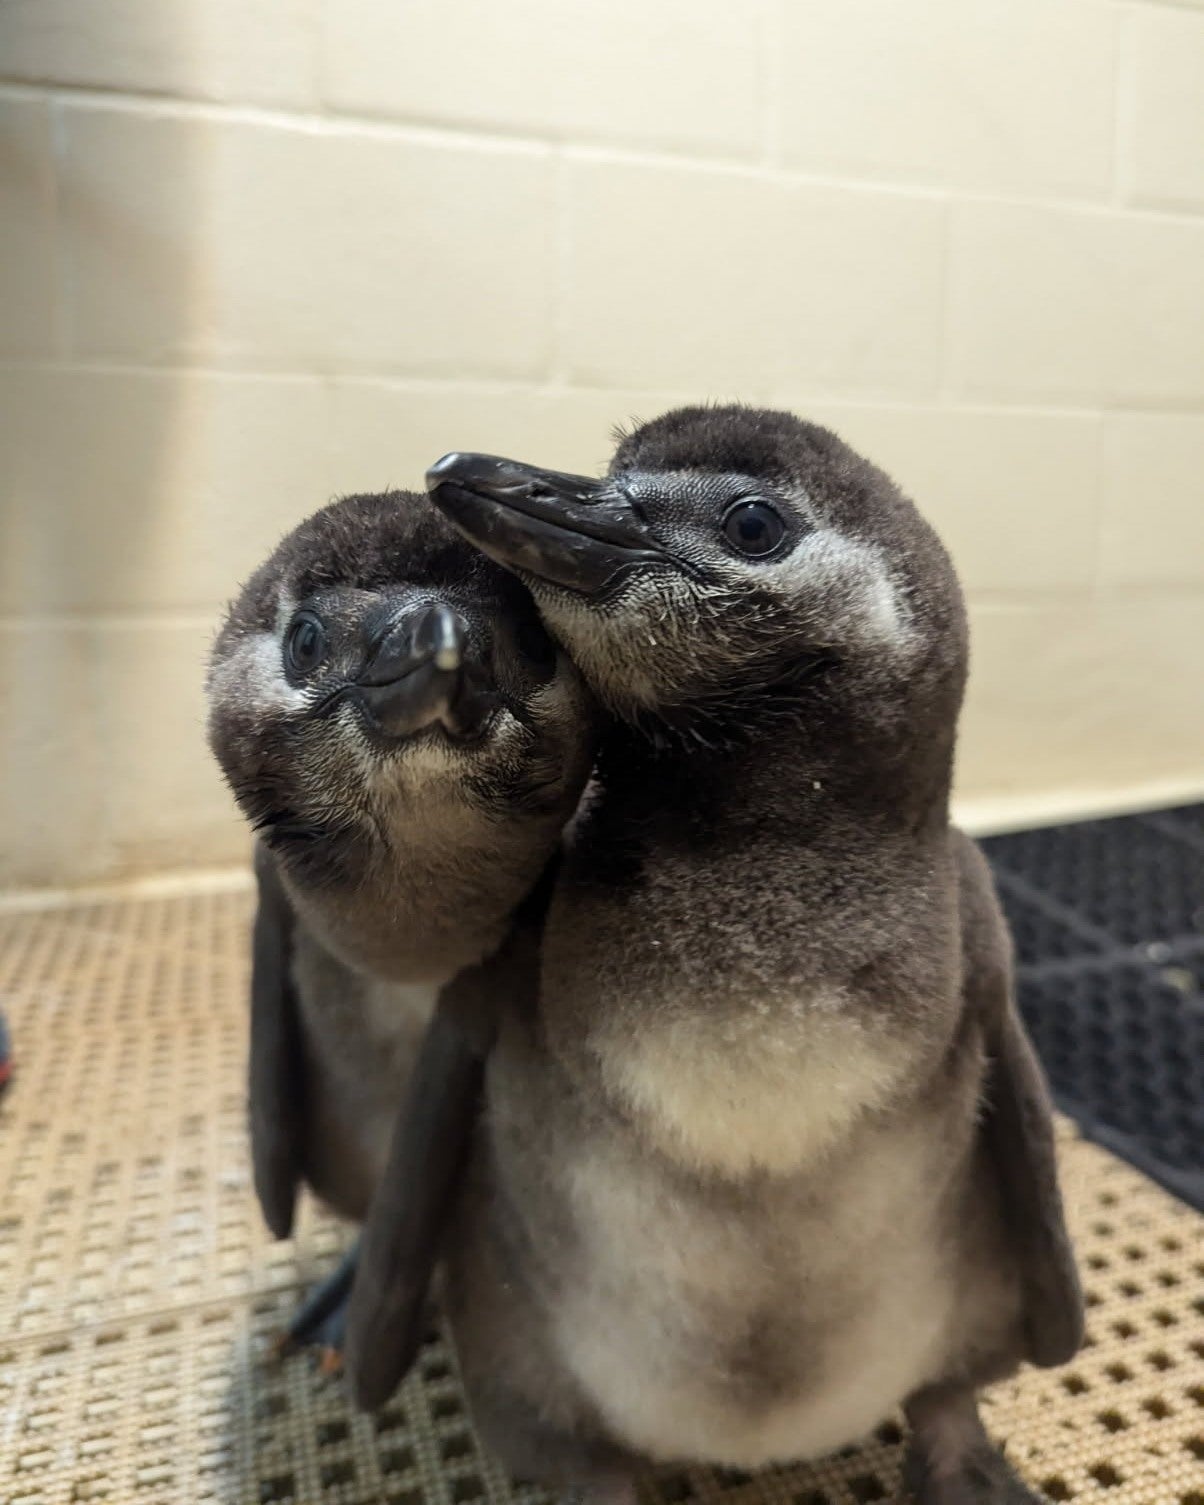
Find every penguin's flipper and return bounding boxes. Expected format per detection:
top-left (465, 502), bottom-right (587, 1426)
top-left (957, 834), bottom-right (1084, 1371)
top-left (344, 960), bottom-right (498, 1409)
top-left (978, 990), bottom-right (1085, 1369)
top-left (250, 841), bottom-right (306, 1241)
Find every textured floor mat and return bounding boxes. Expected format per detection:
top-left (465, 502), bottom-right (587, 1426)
top-left (983, 805), bottom-right (1204, 1209)
top-left (0, 887), bottom-right (1202, 1505)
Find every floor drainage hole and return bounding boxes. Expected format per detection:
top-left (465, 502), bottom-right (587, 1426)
top-left (374, 1405), bottom-right (407, 1434)
top-left (1089, 1462), bottom-right (1123, 1488)
top-left (440, 1433), bottom-right (473, 1462)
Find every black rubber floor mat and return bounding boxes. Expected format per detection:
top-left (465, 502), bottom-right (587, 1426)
top-left (982, 804), bottom-right (1204, 1211)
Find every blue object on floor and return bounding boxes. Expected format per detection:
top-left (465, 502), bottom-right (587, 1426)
top-left (982, 803), bottom-right (1204, 1211)
top-left (0, 1007), bottom-right (11, 1094)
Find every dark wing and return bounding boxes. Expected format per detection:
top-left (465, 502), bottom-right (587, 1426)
top-left (343, 952), bottom-right (499, 1409)
top-left (249, 840), bottom-right (306, 1240)
top-left (344, 855), bottom-right (556, 1410)
top-left (956, 832), bottom-right (1085, 1369)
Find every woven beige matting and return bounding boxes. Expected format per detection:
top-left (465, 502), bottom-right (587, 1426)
top-left (0, 890), bottom-right (1200, 1505)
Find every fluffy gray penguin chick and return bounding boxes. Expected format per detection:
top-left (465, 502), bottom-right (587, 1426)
top-left (206, 490), bottom-right (596, 1352)
top-left (409, 406), bottom-right (1082, 1505)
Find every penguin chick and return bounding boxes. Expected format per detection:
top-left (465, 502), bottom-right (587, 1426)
top-left (415, 409), bottom-right (1081, 1505)
top-left (206, 491), bottom-right (595, 1348)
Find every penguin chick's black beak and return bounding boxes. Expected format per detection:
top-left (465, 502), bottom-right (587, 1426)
top-left (426, 452), bottom-right (671, 596)
top-left (356, 603), bottom-right (497, 741)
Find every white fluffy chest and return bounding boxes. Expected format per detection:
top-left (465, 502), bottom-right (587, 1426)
top-left (595, 990), bottom-right (906, 1177)
top-left (570, 1263), bottom-right (951, 1467)
top-left (360, 976), bottom-right (444, 1044)
top-left (553, 1127), bottom-right (954, 1468)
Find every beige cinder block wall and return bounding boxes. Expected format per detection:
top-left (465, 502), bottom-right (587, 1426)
top-left (3, 0), bottom-right (1204, 889)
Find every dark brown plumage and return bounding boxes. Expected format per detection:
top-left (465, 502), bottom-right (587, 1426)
top-left (386, 405), bottom-right (1081, 1505)
top-left (206, 491), bottom-right (595, 1350)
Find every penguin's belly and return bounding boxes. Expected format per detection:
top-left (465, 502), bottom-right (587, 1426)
top-left (563, 1267), bottom-right (951, 1467)
top-left (550, 1120), bottom-right (963, 1469)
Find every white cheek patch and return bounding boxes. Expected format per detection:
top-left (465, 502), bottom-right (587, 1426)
top-left (275, 591), bottom-right (298, 638)
top-left (212, 630), bottom-right (308, 716)
top-left (864, 562), bottom-right (908, 643)
top-left (775, 531), bottom-right (914, 654)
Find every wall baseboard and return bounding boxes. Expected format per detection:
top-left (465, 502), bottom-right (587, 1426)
top-left (0, 865), bottom-right (254, 914)
top-left (954, 773), bottom-right (1204, 837)
top-left (3, 774), bottom-right (1202, 909)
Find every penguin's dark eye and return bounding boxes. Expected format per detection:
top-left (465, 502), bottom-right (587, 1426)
top-left (515, 617), bottom-right (557, 675)
top-left (285, 612), bottom-right (328, 676)
top-left (722, 501), bottom-right (785, 558)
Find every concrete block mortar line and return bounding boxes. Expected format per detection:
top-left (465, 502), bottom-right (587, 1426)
top-left (7, 77), bottom-right (1204, 227)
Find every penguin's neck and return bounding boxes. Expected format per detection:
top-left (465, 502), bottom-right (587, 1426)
top-left (290, 809), bottom-right (561, 985)
top-left (555, 713), bottom-right (960, 1181)
top-left (546, 620), bottom-right (967, 1182)
top-left (593, 707), bottom-right (955, 851)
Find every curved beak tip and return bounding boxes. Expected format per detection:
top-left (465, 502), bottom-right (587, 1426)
top-left (423, 452), bottom-right (669, 596)
top-left (417, 602), bottom-right (467, 672)
top-left (425, 452), bottom-right (468, 491)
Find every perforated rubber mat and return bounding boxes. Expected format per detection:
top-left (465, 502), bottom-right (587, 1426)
top-left (982, 805), bottom-right (1204, 1210)
top-left (1, 887), bottom-right (1202, 1505)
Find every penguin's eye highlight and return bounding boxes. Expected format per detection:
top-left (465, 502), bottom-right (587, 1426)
top-left (285, 613), bottom-right (328, 675)
top-left (722, 501), bottom-right (785, 558)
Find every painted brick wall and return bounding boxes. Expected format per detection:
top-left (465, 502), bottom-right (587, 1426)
top-left (2, 0), bottom-right (1203, 886)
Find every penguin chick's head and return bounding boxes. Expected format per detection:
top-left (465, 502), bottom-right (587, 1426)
top-left (426, 405), bottom-right (967, 752)
top-left (207, 491), bottom-right (595, 892)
